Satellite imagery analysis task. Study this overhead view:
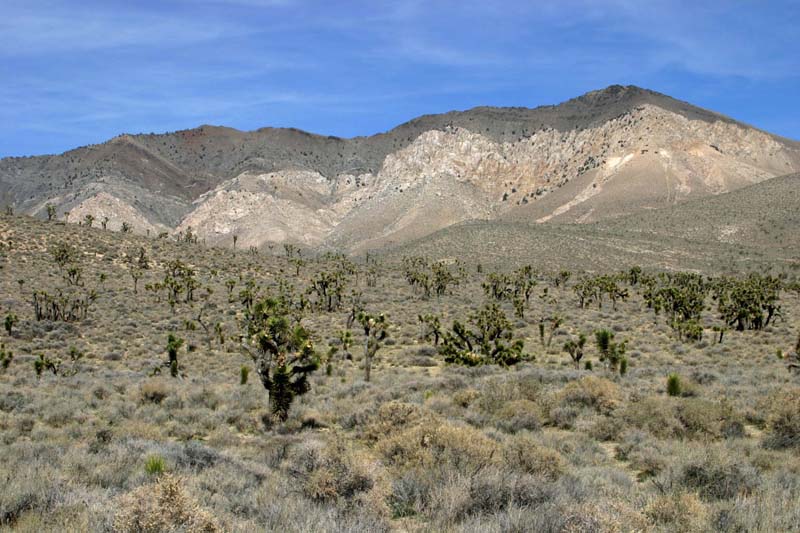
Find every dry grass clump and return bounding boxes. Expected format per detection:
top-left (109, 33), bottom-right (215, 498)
top-left (762, 388), bottom-right (800, 450)
top-left (113, 474), bottom-right (220, 533)
top-left (645, 491), bottom-right (709, 532)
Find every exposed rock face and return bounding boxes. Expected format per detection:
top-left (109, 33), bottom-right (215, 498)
top-left (2, 86), bottom-right (799, 250)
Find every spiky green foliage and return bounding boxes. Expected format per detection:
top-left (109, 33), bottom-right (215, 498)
top-left (439, 303), bottom-right (526, 367)
top-left (667, 373), bottom-right (682, 397)
top-left (594, 329), bottom-right (627, 371)
top-left (242, 297), bottom-right (319, 421)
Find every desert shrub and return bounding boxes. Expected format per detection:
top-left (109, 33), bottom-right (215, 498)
top-left (763, 389), bottom-right (800, 450)
top-left (0, 460), bottom-right (61, 527)
top-left (622, 397), bottom-right (685, 439)
top-left (587, 415), bottom-right (625, 441)
top-left (673, 448), bottom-right (761, 501)
top-left (502, 434), bottom-right (566, 480)
top-left (645, 492), bottom-right (709, 532)
top-left (360, 401), bottom-right (430, 443)
top-left (676, 399), bottom-right (745, 440)
top-left (557, 376), bottom-right (621, 415)
top-left (113, 474), bottom-right (220, 532)
top-left (452, 388), bottom-right (480, 408)
top-left (616, 430), bottom-right (669, 479)
top-left (621, 397), bottom-right (745, 440)
top-left (287, 437), bottom-right (389, 516)
top-left (140, 379), bottom-right (170, 404)
top-left (377, 420), bottom-right (498, 475)
top-left (493, 399), bottom-right (543, 433)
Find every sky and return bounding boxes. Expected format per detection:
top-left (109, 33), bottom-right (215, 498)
top-left (1, 0), bottom-right (798, 157)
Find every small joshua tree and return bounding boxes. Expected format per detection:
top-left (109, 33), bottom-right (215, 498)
top-left (166, 334), bottom-right (184, 378)
top-left (595, 329), bottom-right (627, 372)
top-left (418, 314), bottom-right (442, 346)
top-left (84, 214), bottom-right (95, 227)
top-left (0, 344), bottom-right (12, 372)
top-left (563, 333), bottom-right (587, 369)
top-left (4, 313), bottom-right (17, 336)
top-left (130, 267), bottom-right (143, 293)
top-left (357, 311), bottom-right (388, 382)
top-left (667, 373), bottom-right (682, 396)
top-left (337, 329), bottom-right (353, 359)
top-left (34, 353), bottom-right (60, 378)
top-left (242, 297), bottom-right (319, 421)
top-left (46, 203), bottom-right (56, 221)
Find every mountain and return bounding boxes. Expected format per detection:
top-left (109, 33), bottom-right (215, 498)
top-left (2, 85), bottom-right (799, 250)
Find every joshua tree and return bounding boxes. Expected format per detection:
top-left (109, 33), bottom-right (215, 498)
top-left (563, 333), bottom-right (587, 369)
top-left (46, 203), bottom-right (56, 221)
top-left (337, 329), bottom-right (354, 359)
top-left (0, 344), bottom-right (12, 371)
top-left (418, 314), bottom-right (442, 346)
top-left (232, 234), bottom-right (238, 254)
top-left (439, 303), bottom-right (527, 367)
top-left (4, 313), bottom-right (17, 336)
top-left (357, 311), bottom-right (388, 382)
top-left (101, 216), bottom-right (109, 230)
top-left (241, 297), bottom-right (319, 421)
top-left (34, 353), bottom-right (60, 378)
top-left (84, 214), bottom-right (95, 227)
top-left (129, 267), bottom-right (143, 293)
top-left (166, 334), bottom-right (184, 377)
top-left (121, 222), bottom-right (131, 233)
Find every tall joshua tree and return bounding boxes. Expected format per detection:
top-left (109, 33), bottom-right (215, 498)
top-left (242, 297), bottom-right (319, 421)
top-left (357, 311), bottom-right (388, 382)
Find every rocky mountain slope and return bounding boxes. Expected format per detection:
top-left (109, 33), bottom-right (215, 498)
top-left (385, 173), bottom-right (800, 273)
top-left (2, 85), bottom-right (798, 251)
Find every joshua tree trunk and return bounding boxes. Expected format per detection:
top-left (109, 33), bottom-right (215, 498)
top-left (364, 337), bottom-right (371, 382)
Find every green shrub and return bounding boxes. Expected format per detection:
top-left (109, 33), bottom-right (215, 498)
top-left (144, 455), bottom-right (166, 476)
top-left (667, 373), bottom-right (682, 397)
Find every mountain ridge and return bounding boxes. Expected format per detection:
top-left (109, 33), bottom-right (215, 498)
top-left (2, 84), bottom-right (799, 251)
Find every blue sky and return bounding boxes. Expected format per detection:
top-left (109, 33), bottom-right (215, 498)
top-left (1, 0), bottom-right (798, 157)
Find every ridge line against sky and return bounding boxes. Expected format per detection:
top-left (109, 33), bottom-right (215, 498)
top-left (1, 0), bottom-right (798, 157)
